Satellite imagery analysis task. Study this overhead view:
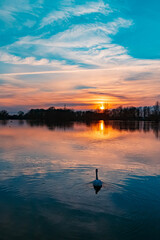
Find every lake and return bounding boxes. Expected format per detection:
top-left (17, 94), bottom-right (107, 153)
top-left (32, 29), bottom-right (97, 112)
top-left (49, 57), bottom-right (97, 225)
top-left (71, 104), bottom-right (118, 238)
top-left (0, 120), bottom-right (160, 240)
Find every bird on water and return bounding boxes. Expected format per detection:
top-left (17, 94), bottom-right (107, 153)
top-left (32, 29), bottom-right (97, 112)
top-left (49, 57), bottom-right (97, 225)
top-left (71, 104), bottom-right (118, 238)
top-left (93, 169), bottom-right (102, 194)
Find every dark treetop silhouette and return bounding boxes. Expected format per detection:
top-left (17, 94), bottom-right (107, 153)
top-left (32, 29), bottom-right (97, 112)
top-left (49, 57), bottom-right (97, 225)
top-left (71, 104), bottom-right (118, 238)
top-left (0, 101), bottom-right (160, 121)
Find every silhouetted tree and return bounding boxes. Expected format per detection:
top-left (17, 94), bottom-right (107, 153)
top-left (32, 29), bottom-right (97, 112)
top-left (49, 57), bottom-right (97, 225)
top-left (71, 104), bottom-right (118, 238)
top-left (18, 111), bottom-right (24, 119)
top-left (1, 101), bottom-right (160, 121)
top-left (0, 110), bottom-right (9, 119)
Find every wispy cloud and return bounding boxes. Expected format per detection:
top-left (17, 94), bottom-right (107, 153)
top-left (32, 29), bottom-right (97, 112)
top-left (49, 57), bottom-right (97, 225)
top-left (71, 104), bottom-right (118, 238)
top-left (7, 18), bottom-right (132, 69)
top-left (88, 91), bottom-right (128, 100)
top-left (125, 72), bottom-right (153, 81)
top-left (0, 51), bottom-right (80, 71)
top-left (0, 0), bottom-right (42, 25)
top-left (74, 85), bottom-right (97, 90)
top-left (0, 0), bottom-right (32, 23)
top-left (41, 1), bottom-right (112, 27)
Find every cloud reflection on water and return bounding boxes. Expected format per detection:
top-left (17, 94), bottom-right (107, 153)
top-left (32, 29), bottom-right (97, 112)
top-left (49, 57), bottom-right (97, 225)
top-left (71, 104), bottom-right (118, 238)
top-left (0, 120), bottom-right (160, 239)
top-left (0, 120), bottom-right (160, 179)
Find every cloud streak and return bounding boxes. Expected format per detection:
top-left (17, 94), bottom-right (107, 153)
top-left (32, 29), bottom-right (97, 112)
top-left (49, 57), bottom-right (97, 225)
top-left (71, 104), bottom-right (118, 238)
top-left (4, 17), bottom-right (132, 70)
top-left (40, 1), bottom-right (112, 27)
top-left (88, 91), bottom-right (128, 100)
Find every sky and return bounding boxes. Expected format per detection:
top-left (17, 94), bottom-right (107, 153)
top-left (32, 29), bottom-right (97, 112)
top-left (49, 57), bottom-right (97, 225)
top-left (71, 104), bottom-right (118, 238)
top-left (0, 0), bottom-right (160, 112)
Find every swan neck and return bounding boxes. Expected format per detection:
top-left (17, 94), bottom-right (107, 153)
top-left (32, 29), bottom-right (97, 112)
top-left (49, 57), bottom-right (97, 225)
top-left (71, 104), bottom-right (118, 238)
top-left (96, 170), bottom-right (98, 180)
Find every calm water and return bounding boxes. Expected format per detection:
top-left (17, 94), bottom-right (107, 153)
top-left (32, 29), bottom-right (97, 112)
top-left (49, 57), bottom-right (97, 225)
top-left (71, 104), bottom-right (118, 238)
top-left (0, 120), bottom-right (160, 240)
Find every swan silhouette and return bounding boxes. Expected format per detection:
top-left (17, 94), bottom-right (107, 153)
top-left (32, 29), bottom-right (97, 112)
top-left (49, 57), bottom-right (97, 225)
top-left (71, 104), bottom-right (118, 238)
top-left (93, 169), bottom-right (102, 194)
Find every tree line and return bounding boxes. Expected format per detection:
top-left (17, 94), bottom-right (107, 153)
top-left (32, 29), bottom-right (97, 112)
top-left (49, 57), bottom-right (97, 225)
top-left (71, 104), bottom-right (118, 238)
top-left (0, 102), bottom-right (160, 121)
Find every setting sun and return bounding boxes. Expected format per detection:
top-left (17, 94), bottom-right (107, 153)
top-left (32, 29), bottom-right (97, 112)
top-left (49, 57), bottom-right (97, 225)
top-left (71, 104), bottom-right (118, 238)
top-left (100, 105), bottom-right (105, 110)
top-left (99, 103), bottom-right (106, 110)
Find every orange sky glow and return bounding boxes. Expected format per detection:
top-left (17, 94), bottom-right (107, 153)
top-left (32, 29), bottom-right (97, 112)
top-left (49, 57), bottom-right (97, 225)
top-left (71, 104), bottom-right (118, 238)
top-left (1, 64), bottom-right (160, 112)
top-left (0, 0), bottom-right (160, 113)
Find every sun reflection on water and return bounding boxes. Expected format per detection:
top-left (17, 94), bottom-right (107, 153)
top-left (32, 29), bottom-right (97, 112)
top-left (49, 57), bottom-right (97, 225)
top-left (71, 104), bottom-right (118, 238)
top-left (100, 120), bottom-right (104, 131)
top-left (0, 120), bottom-right (160, 178)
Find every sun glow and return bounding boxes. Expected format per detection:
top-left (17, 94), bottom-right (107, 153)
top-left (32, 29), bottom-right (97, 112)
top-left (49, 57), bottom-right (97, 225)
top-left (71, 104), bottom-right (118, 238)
top-left (99, 103), bottom-right (105, 110)
top-left (100, 105), bottom-right (105, 110)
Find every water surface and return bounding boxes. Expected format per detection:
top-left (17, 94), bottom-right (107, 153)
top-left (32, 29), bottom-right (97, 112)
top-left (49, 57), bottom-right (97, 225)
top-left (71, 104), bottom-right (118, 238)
top-left (0, 120), bottom-right (160, 240)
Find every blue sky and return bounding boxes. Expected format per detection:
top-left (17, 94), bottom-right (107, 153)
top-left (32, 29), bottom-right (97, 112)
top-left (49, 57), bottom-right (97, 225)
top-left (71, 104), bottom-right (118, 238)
top-left (0, 0), bottom-right (160, 112)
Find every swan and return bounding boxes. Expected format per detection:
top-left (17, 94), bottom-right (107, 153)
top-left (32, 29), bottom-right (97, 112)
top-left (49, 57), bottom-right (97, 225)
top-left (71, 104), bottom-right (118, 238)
top-left (93, 169), bottom-right (102, 194)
